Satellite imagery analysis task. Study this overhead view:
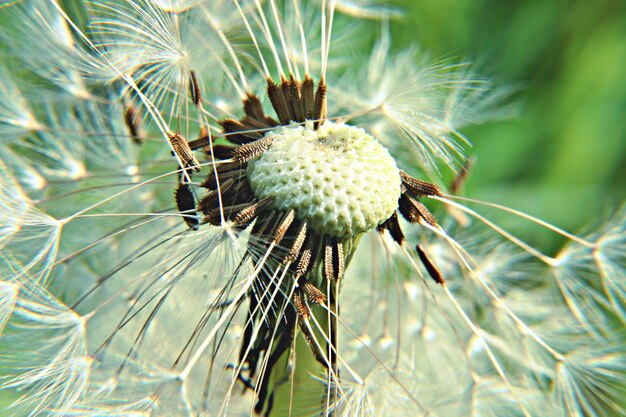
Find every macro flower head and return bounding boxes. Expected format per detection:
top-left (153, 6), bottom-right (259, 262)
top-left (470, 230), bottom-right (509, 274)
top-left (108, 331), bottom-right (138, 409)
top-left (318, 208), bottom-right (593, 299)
top-left (1, 1), bottom-right (625, 417)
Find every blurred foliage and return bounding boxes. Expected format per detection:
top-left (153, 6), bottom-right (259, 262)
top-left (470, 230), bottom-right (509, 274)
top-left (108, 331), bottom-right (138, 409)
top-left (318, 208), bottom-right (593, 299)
top-left (393, 0), bottom-right (626, 252)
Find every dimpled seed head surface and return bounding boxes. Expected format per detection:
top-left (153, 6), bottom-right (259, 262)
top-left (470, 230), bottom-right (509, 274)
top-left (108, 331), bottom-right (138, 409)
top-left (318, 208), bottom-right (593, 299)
top-left (246, 121), bottom-right (401, 238)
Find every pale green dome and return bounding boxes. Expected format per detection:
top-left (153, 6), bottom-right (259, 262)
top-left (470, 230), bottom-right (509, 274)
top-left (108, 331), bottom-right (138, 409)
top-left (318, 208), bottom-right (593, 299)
top-left (247, 121), bottom-right (401, 238)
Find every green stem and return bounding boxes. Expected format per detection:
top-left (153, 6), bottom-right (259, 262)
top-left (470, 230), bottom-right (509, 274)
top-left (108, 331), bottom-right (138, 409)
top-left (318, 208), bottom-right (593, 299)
top-left (268, 320), bottom-right (329, 417)
top-left (267, 235), bottom-right (362, 417)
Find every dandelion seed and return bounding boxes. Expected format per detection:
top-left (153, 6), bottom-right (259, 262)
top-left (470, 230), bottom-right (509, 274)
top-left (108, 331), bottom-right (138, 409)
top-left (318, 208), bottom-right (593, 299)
top-left (0, 281), bottom-right (19, 335)
top-left (0, 265), bottom-right (90, 416)
top-left (0, 161), bottom-right (62, 285)
top-left (188, 70), bottom-right (203, 107)
top-left (416, 244), bottom-right (445, 285)
top-left (123, 101), bottom-right (147, 145)
top-left (0, 1), bottom-right (94, 98)
top-left (0, 67), bottom-right (44, 138)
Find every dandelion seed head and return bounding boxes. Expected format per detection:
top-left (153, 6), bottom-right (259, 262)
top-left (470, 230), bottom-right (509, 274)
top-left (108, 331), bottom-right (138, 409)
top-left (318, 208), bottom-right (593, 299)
top-left (1, 1), bottom-right (624, 416)
top-left (90, 0), bottom-right (237, 116)
top-left (546, 209), bottom-right (626, 332)
top-left (554, 344), bottom-right (626, 417)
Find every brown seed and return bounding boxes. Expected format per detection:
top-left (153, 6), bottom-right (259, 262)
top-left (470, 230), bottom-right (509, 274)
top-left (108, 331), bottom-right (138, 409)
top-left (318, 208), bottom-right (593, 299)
top-left (202, 208), bottom-right (223, 226)
top-left (283, 221), bottom-right (308, 264)
top-left (301, 279), bottom-right (326, 304)
top-left (232, 196), bottom-right (274, 226)
top-left (450, 158), bottom-right (473, 195)
top-left (175, 183), bottom-right (199, 230)
top-left (333, 239), bottom-right (344, 280)
top-left (267, 77), bottom-right (293, 125)
top-left (200, 169), bottom-right (243, 190)
top-left (198, 178), bottom-right (235, 214)
top-left (302, 75), bottom-right (315, 120)
top-left (187, 126), bottom-right (211, 152)
top-left (220, 180), bottom-right (254, 208)
top-left (204, 201), bottom-right (257, 225)
top-left (205, 144), bottom-right (237, 160)
top-left (215, 160), bottom-right (243, 173)
top-left (123, 103), bottom-right (145, 144)
top-left (233, 136), bottom-right (274, 163)
top-left (189, 70), bottom-right (202, 106)
top-left (188, 134), bottom-right (210, 152)
top-left (251, 210), bottom-right (277, 238)
top-left (416, 244), bottom-right (445, 285)
top-left (273, 210), bottom-right (295, 244)
top-left (295, 234), bottom-right (319, 278)
top-left (324, 241), bottom-right (334, 281)
top-left (399, 194), bottom-right (438, 226)
top-left (288, 75), bottom-right (305, 122)
top-left (398, 194), bottom-right (419, 223)
top-left (168, 131), bottom-right (201, 172)
top-left (313, 77), bottom-right (327, 129)
top-left (293, 291), bottom-right (310, 318)
top-left (241, 115), bottom-right (269, 130)
top-left (400, 171), bottom-right (442, 197)
top-left (296, 248), bottom-right (311, 278)
top-left (378, 211), bottom-right (405, 246)
top-left (413, 199), bottom-right (438, 226)
top-left (323, 238), bottom-right (343, 281)
top-left (243, 93), bottom-right (266, 122)
top-left (249, 210), bottom-right (283, 249)
top-left (219, 118), bottom-right (262, 145)
top-left (281, 76), bottom-right (298, 121)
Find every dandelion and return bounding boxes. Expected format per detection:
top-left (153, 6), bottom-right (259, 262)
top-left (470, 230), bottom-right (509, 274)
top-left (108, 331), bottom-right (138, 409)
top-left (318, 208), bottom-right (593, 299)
top-left (1, 1), bottom-right (624, 417)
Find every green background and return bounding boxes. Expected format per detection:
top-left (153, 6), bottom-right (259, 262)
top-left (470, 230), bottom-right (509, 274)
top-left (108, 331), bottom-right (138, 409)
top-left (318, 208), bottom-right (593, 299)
top-left (394, 0), bottom-right (626, 252)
